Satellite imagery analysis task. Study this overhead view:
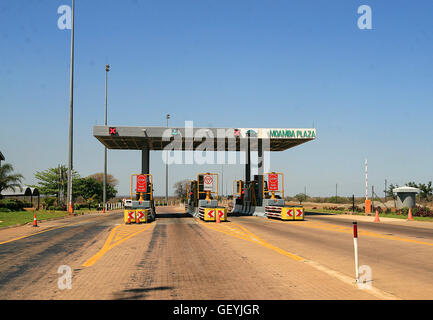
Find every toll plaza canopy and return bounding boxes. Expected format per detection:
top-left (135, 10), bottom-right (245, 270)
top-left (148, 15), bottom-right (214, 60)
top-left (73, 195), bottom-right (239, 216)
top-left (93, 125), bottom-right (316, 180)
top-left (93, 126), bottom-right (316, 151)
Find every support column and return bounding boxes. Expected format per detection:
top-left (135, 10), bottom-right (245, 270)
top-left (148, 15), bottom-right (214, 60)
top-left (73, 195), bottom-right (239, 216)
top-left (258, 139), bottom-right (263, 176)
top-left (141, 144), bottom-right (150, 174)
top-left (257, 139), bottom-right (264, 206)
top-left (245, 134), bottom-right (251, 183)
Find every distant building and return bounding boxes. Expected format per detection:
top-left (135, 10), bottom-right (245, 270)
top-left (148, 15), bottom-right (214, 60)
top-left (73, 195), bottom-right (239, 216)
top-left (1, 186), bottom-right (40, 209)
top-left (0, 151), bottom-right (4, 167)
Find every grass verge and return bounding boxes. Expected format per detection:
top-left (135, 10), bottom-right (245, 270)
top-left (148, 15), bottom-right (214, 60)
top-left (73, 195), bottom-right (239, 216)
top-left (0, 209), bottom-right (99, 228)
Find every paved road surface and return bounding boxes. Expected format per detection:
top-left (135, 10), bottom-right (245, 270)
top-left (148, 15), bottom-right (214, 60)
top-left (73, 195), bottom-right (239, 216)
top-left (0, 208), bottom-right (432, 299)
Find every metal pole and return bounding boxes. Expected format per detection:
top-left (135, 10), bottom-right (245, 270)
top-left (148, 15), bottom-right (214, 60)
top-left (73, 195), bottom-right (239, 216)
top-left (221, 165), bottom-right (224, 198)
top-left (365, 159), bottom-right (368, 200)
top-left (335, 183), bottom-right (338, 203)
top-left (67, 0), bottom-right (75, 214)
top-left (166, 114), bottom-right (170, 206)
top-left (353, 222), bottom-right (359, 282)
top-left (246, 132), bottom-right (251, 183)
top-left (385, 179), bottom-right (387, 202)
top-left (103, 64), bottom-right (110, 213)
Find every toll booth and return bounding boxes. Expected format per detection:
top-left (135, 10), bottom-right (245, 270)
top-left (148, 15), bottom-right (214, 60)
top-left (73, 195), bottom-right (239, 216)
top-left (93, 125), bottom-right (316, 221)
top-left (232, 175), bottom-right (264, 214)
top-left (124, 174), bottom-right (156, 224)
top-left (230, 172), bottom-right (304, 221)
top-left (186, 173), bottom-right (227, 222)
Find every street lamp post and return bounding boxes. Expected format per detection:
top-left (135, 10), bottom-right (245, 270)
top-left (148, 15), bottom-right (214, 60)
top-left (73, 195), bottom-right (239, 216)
top-left (67, 0), bottom-right (75, 214)
top-left (166, 114), bottom-right (170, 206)
top-left (103, 64), bottom-right (110, 213)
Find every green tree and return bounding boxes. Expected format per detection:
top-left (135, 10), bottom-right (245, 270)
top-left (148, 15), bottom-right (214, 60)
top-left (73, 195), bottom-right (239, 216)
top-left (386, 184), bottom-right (398, 200)
top-left (0, 163), bottom-right (24, 198)
top-left (418, 181), bottom-right (432, 200)
top-left (88, 173), bottom-right (119, 187)
top-left (173, 180), bottom-right (189, 202)
top-left (30, 165), bottom-right (79, 204)
top-left (75, 177), bottom-right (117, 203)
top-left (406, 181), bottom-right (432, 201)
top-left (294, 193), bottom-right (307, 204)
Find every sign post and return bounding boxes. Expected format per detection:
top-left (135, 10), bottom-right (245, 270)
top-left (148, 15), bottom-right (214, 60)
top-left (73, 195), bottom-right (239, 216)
top-left (353, 222), bottom-right (359, 283)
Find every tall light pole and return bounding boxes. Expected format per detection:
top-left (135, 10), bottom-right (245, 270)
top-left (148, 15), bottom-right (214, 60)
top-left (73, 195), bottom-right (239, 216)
top-left (335, 183), bottom-right (338, 203)
top-left (103, 64), bottom-right (110, 213)
top-left (166, 114), bottom-right (170, 205)
top-left (221, 165), bottom-right (224, 198)
top-left (67, 0), bottom-right (75, 214)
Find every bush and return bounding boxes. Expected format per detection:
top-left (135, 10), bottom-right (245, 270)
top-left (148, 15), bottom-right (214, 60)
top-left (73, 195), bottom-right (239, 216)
top-left (413, 206), bottom-right (433, 217)
top-left (350, 206), bottom-right (363, 212)
top-left (326, 196), bottom-right (351, 204)
top-left (0, 207), bottom-right (12, 212)
top-left (374, 206), bottom-right (383, 213)
top-left (398, 206), bottom-right (433, 217)
top-left (400, 207), bottom-right (409, 216)
top-left (323, 206), bottom-right (345, 211)
top-left (0, 199), bottom-right (27, 211)
top-left (42, 197), bottom-right (56, 209)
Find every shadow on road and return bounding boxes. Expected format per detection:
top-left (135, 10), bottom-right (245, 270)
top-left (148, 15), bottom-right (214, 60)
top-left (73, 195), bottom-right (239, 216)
top-left (156, 213), bottom-right (191, 219)
top-left (117, 286), bottom-right (174, 300)
top-left (304, 211), bottom-right (336, 216)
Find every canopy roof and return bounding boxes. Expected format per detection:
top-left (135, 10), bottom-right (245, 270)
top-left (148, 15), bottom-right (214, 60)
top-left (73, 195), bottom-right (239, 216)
top-left (1, 186), bottom-right (39, 197)
top-left (93, 126), bottom-right (317, 152)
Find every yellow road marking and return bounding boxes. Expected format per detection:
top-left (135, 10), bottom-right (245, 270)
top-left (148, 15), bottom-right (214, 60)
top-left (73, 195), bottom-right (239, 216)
top-left (82, 223), bottom-right (153, 267)
top-left (198, 219), bottom-right (399, 300)
top-left (262, 219), bottom-right (433, 247)
top-left (198, 220), bottom-right (304, 261)
top-left (0, 220), bottom-right (91, 245)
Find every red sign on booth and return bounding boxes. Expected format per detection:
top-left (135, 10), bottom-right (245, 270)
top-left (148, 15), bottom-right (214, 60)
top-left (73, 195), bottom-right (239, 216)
top-left (268, 174), bottom-right (279, 191)
top-left (136, 175), bottom-right (147, 193)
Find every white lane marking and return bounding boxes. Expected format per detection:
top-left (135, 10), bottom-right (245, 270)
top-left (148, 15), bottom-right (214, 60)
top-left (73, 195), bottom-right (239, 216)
top-left (303, 259), bottom-right (399, 300)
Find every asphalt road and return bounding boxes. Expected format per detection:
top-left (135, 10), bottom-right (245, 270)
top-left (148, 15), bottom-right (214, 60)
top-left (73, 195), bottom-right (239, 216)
top-left (0, 208), bottom-right (432, 299)
top-left (0, 212), bottom-right (123, 298)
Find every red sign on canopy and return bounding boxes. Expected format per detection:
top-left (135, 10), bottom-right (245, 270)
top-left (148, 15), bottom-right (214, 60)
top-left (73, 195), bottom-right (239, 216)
top-left (137, 175), bottom-right (147, 193)
top-left (268, 174), bottom-right (279, 191)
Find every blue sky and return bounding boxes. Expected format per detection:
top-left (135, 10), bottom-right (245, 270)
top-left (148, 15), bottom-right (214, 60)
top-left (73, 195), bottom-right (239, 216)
top-left (1, 0), bottom-right (432, 197)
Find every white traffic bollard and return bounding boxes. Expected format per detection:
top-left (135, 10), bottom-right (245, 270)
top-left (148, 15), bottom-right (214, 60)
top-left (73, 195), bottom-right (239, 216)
top-left (353, 221), bottom-right (359, 283)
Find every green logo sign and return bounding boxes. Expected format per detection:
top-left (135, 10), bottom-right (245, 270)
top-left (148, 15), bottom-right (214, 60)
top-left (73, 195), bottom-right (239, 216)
top-left (269, 129), bottom-right (316, 139)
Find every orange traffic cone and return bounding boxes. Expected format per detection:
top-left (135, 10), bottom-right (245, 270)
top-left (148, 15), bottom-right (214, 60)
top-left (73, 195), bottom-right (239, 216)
top-left (374, 210), bottom-right (380, 223)
top-left (33, 213), bottom-right (38, 227)
top-left (408, 208), bottom-right (414, 221)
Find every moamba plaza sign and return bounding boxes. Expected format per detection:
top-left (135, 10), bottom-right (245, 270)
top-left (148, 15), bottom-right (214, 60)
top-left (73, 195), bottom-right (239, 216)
top-left (269, 129), bottom-right (316, 139)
